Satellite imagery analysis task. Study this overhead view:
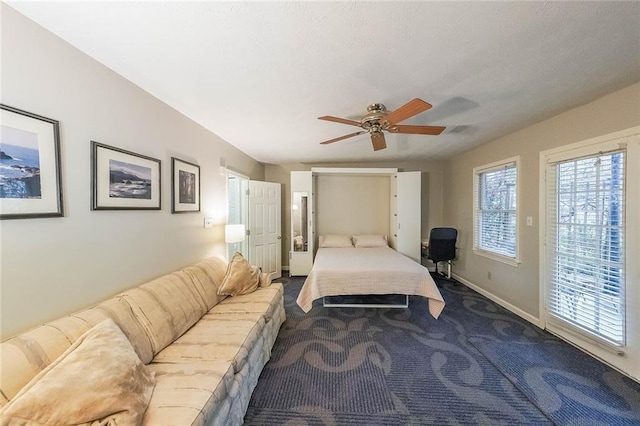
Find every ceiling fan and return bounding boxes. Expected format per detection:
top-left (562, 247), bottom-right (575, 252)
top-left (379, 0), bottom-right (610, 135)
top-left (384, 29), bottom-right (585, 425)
top-left (318, 98), bottom-right (446, 151)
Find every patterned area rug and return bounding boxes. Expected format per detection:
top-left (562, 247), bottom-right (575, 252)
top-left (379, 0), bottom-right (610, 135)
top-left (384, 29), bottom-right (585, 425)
top-left (244, 275), bottom-right (640, 425)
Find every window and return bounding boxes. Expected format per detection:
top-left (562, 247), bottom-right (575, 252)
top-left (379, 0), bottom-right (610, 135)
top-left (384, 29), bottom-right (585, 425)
top-left (546, 150), bottom-right (625, 346)
top-left (473, 157), bottom-right (519, 265)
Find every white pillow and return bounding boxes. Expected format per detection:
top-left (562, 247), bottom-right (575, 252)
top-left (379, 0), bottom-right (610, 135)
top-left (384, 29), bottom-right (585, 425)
top-left (353, 234), bottom-right (388, 248)
top-left (319, 234), bottom-right (354, 248)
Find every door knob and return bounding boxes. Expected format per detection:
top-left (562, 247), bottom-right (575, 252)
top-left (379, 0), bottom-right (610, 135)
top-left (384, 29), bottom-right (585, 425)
top-left (277, 236), bottom-right (281, 239)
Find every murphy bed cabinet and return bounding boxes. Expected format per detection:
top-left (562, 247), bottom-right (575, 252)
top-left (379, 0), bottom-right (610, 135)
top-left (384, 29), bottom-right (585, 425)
top-left (289, 168), bottom-right (421, 276)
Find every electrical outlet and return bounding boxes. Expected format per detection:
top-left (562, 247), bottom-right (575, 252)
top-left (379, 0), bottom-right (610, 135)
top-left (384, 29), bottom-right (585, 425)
top-left (526, 216), bottom-right (533, 226)
top-left (203, 218), bottom-right (214, 229)
top-left (487, 271), bottom-right (492, 280)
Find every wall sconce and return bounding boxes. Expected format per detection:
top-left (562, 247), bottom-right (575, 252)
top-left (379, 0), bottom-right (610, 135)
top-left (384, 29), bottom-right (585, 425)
top-left (225, 224), bottom-right (246, 244)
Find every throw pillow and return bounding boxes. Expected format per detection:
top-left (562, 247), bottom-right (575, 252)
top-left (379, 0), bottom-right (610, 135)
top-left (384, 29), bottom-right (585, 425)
top-left (353, 234), bottom-right (388, 247)
top-left (0, 319), bottom-right (155, 426)
top-left (217, 252), bottom-right (260, 296)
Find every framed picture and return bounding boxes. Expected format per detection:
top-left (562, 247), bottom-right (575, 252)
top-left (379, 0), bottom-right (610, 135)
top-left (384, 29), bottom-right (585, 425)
top-left (0, 104), bottom-right (63, 219)
top-left (171, 157), bottom-right (200, 213)
top-left (91, 141), bottom-right (161, 210)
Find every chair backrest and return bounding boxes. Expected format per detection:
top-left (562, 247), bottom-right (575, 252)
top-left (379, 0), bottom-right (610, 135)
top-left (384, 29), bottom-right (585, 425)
top-left (428, 227), bottom-right (457, 262)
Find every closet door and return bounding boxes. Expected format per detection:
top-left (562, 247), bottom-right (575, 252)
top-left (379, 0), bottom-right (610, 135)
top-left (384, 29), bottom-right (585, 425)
top-left (396, 172), bottom-right (421, 262)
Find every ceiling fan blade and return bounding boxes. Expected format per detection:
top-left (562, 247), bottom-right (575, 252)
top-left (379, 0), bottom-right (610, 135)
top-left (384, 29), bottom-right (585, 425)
top-left (319, 131), bottom-right (366, 145)
top-left (318, 116), bottom-right (362, 127)
top-left (383, 98), bottom-right (433, 125)
top-left (389, 124), bottom-right (446, 135)
top-left (371, 132), bottom-right (387, 151)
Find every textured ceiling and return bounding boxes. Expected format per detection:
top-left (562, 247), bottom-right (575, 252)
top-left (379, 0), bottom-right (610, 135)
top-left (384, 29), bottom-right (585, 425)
top-left (8, 1), bottom-right (640, 165)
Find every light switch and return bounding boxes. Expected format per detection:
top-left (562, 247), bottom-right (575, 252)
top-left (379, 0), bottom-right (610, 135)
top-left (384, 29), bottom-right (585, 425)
top-left (526, 216), bottom-right (533, 226)
top-left (203, 218), bottom-right (214, 229)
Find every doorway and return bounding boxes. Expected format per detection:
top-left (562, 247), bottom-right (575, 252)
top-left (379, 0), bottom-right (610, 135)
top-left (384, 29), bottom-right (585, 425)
top-left (227, 172), bottom-right (282, 279)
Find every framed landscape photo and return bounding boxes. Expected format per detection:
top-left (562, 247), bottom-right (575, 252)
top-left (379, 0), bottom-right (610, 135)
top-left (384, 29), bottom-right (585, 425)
top-left (171, 157), bottom-right (200, 213)
top-left (91, 141), bottom-right (161, 210)
top-left (0, 104), bottom-right (63, 219)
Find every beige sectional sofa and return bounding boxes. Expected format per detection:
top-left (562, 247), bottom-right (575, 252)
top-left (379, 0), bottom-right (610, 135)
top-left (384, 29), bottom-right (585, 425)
top-left (0, 256), bottom-right (285, 425)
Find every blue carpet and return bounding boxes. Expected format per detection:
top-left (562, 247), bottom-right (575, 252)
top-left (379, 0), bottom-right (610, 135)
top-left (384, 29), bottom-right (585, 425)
top-left (471, 339), bottom-right (640, 425)
top-left (249, 329), bottom-right (395, 414)
top-left (244, 275), bottom-right (640, 425)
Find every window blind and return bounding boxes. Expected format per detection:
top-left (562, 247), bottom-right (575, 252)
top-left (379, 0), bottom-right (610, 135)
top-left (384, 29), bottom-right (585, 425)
top-left (473, 161), bottom-right (517, 259)
top-left (545, 150), bottom-right (625, 346)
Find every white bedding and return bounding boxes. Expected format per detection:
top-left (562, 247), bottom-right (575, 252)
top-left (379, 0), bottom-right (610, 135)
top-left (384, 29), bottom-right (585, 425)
top-left (296, 246), bottom-right (445, 318)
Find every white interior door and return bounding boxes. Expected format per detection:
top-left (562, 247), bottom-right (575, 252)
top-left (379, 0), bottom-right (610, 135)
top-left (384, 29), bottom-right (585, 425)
top-left (396, 171), bottom-right (421, 262)
top-left (249, 180), bottom-right (282, 279)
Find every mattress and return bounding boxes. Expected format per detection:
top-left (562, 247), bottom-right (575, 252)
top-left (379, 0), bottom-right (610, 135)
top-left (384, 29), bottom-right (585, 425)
top-left (296, 246), bottom-right (445, 318)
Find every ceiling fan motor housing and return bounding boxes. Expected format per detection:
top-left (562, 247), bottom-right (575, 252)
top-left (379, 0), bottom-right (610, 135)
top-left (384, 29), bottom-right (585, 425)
top-left (361, 103), bottom-right (388, 132)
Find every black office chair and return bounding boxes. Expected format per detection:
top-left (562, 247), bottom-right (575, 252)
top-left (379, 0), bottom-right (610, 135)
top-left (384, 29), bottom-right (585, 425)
top-left (427, 227), bottom-right (458, 279)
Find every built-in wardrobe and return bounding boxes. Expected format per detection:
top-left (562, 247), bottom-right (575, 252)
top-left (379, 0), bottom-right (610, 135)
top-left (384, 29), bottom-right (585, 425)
top-left (290, 168), bottom-right (421, 276)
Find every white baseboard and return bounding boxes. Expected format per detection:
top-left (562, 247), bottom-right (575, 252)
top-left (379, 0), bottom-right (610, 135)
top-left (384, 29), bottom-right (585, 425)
top-left (452, 273), bottom-right (543, 328)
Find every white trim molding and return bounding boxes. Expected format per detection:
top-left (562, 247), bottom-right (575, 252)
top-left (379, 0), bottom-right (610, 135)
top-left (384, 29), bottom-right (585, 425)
top-left (452, 273), bottom-right (543, 328)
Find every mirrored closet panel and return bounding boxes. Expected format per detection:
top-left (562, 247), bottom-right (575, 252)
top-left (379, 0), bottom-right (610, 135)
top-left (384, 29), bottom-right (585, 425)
top-left (292, 191), bottom-right (308, 252)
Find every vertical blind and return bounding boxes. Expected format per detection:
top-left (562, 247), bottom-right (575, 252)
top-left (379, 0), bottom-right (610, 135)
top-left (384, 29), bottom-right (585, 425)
top-left (474, 162), bottom-right (517, 258)
top-left (545, 150), bottom-right (626, 346)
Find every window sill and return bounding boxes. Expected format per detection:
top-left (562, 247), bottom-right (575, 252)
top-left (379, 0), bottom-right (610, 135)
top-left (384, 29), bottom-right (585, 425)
top-left (473, 248), bottom-right (520, 267)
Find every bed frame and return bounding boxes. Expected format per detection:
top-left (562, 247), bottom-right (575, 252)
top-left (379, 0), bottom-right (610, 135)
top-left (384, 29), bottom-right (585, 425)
top-left (322, 294), bottom-right (409, 309)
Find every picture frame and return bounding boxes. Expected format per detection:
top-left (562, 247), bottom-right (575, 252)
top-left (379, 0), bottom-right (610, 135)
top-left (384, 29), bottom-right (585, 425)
top-left (0, 104), bottom-right (63, 219)
top-left (171, 157), bottom-right (200, 213)
top-left (91, 141), bottom-right (161, 210)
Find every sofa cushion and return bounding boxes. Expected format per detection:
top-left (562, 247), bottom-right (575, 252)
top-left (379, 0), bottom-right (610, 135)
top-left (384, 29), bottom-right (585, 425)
top-left (92, 295), bottom-right (156, 364)
top-left (183, 259), bottom-right (228, 310)
top-left (0, 319), bottom-right (91, 405)
top-left (143, 361), bottom-right (234, 426)
top-left (0, 319), bottom-right (155, 426)
top-left (0, 297), bottom-right (160, 404)
top-left (215, 284), bottom-right (284, 322)
top-left (122, 270), bottom-right (210, 357)
top-left (217, 253), bottom-right (260, 296)
top-left (153, 312), bottom-right (266, 374)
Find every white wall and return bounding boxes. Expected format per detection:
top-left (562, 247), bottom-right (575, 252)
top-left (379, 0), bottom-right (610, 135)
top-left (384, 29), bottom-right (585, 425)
top-left (316, 175), bottom-right (390, 237)
top-left (444, 82), bottom-right (640, 320)
top-left (0, 5), bottom-right (264, 340)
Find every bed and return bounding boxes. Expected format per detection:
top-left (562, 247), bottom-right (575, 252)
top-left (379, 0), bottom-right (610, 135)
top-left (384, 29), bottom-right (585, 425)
top-left (296, 243), bottom-right (445, 319)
